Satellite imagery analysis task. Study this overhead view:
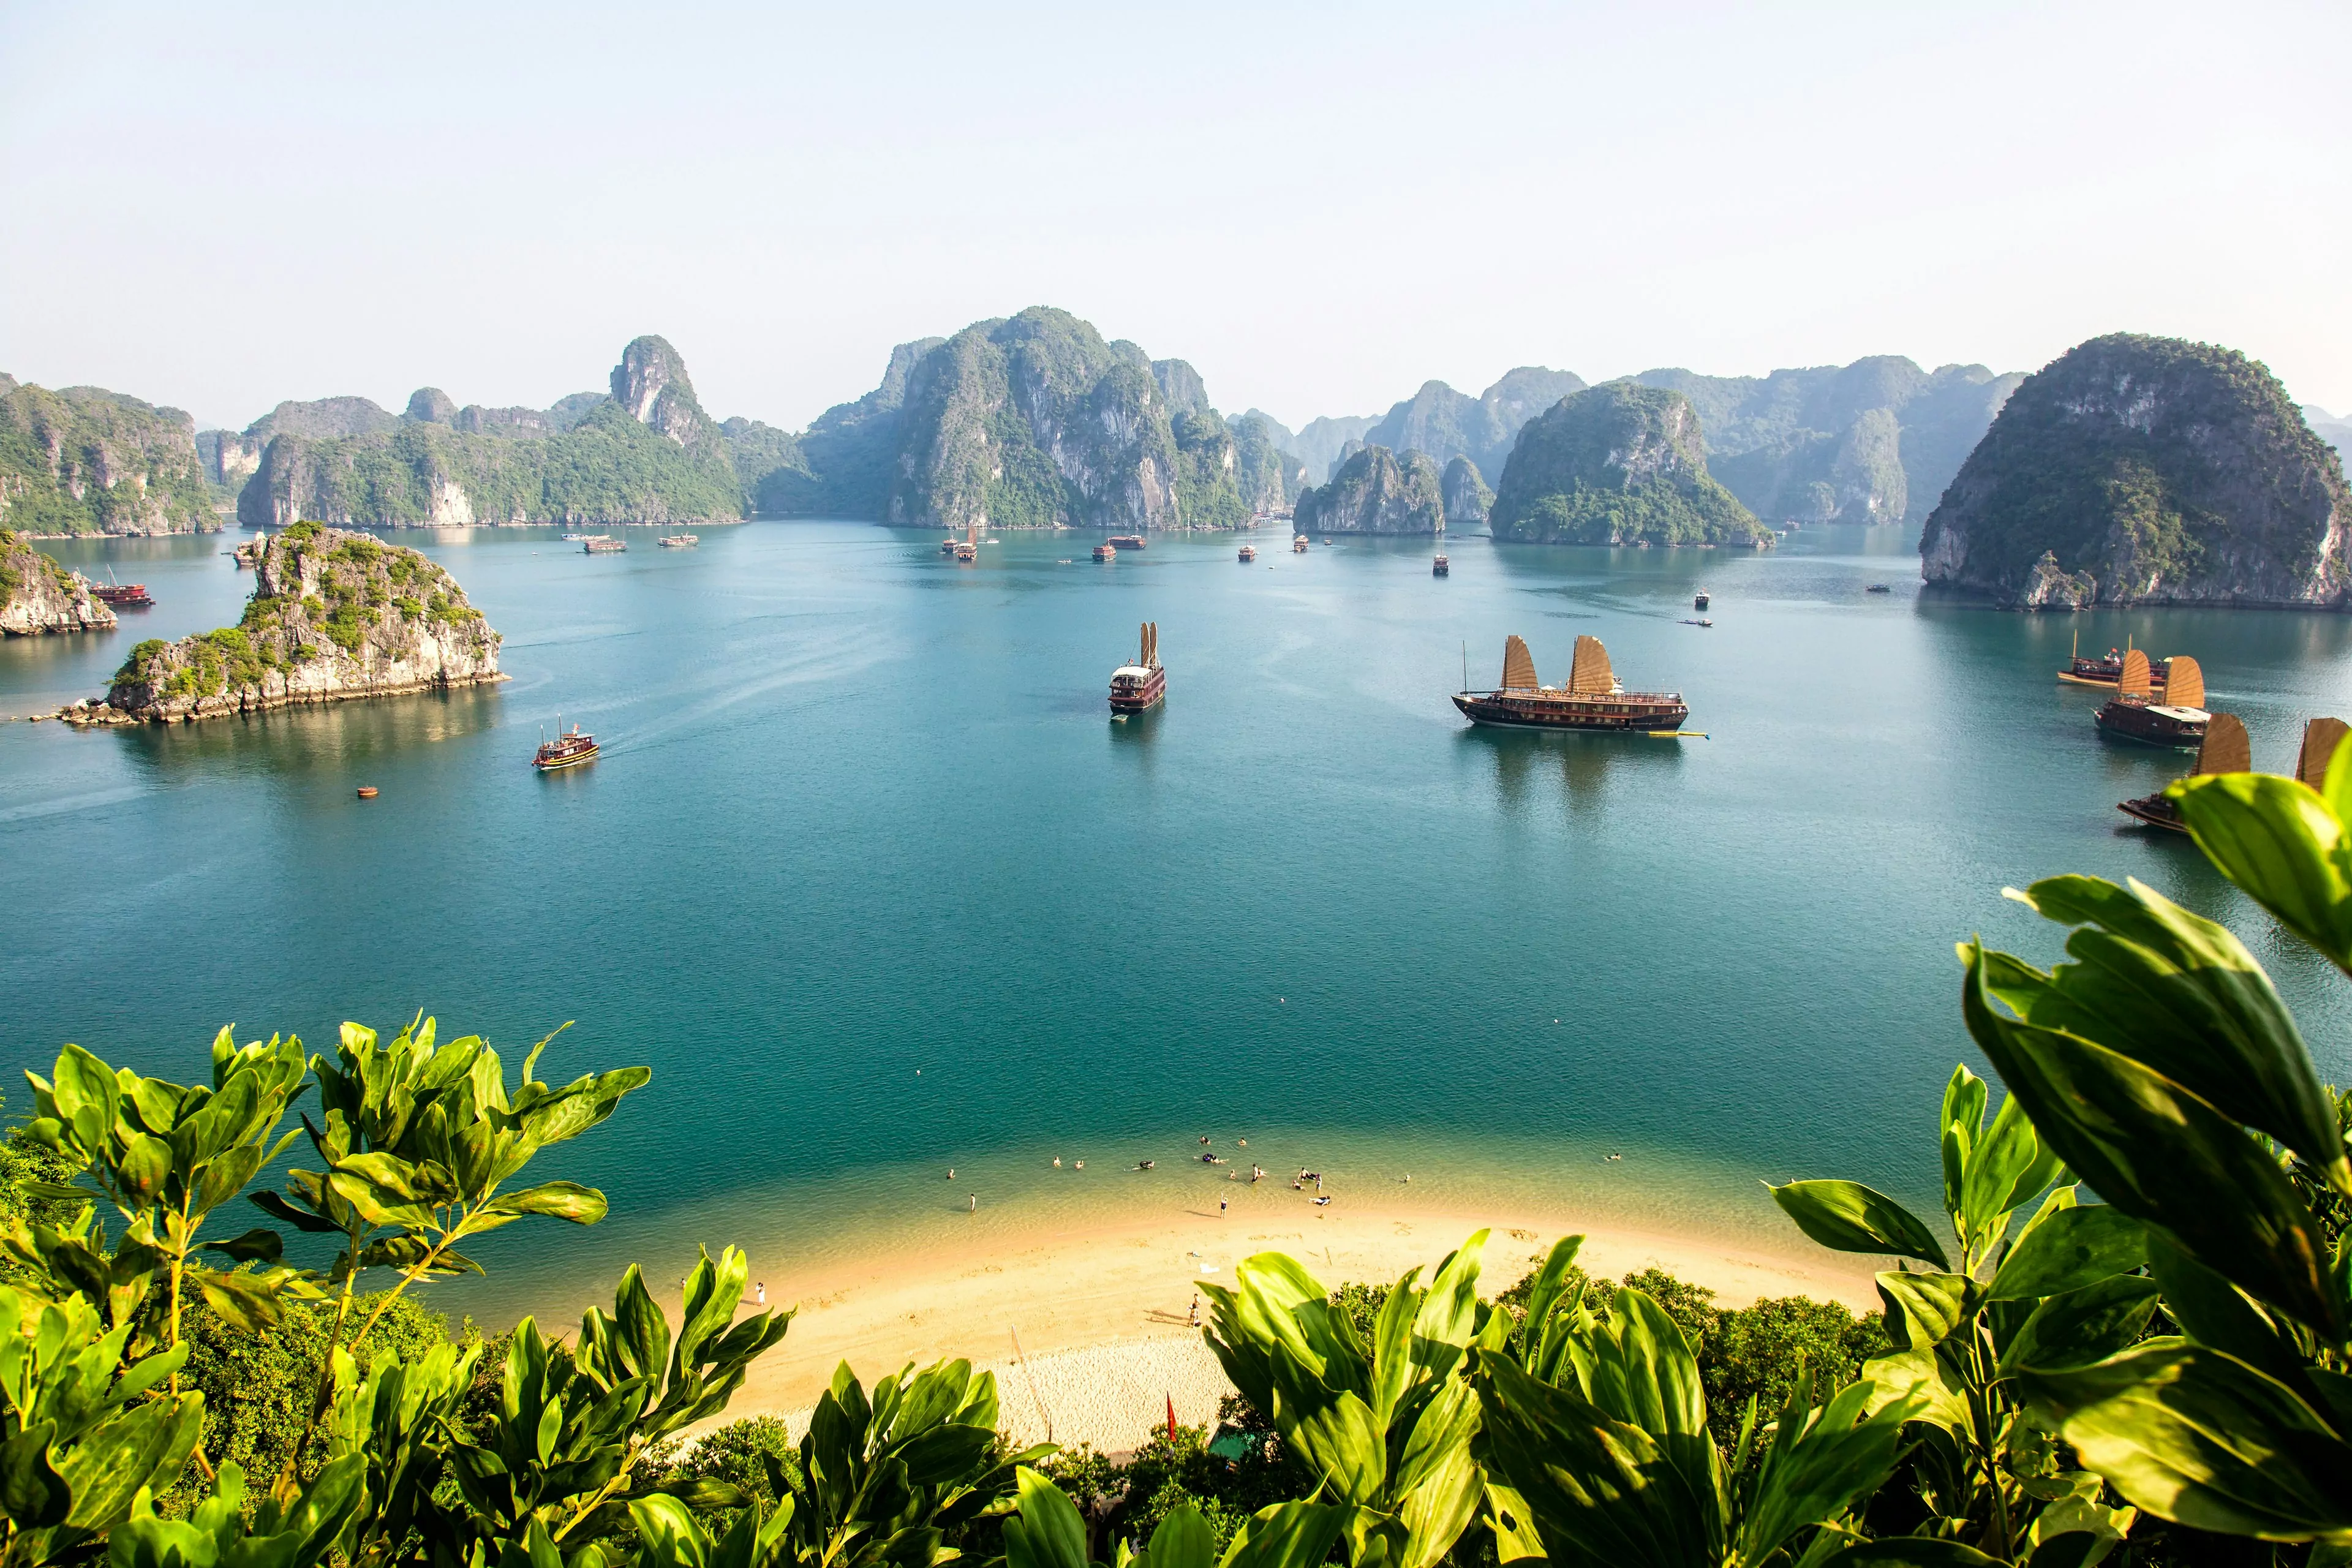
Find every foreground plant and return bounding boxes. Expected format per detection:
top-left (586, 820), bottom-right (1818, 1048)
top-left (1954, 743), bottom-right (2352, 1548)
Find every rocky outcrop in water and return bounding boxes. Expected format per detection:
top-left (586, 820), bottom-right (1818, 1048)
top-left (1, 376), bottom-right (217, 535)
top-left (1363, 368), bottom-right (1587, 484)
top-left (1489, 382), bottom-right (1770, 548)
top-left (1293, 446), bottom-right (1445, 535)
top-left (1442, 458), bottom-right (1493, 527)
top-left (1918, 334), bottom-right (2352, 608)
top-left (64, 522), bottom-right (501, 724)
top-left (0, 529), bottom-right (116, 635)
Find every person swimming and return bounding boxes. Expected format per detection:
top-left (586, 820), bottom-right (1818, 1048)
top-left (1137, 1159), bottom-right (1156, 1170)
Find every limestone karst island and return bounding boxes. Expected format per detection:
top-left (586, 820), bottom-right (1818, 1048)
top-left (6, 10), bottom-right (2352, 1568)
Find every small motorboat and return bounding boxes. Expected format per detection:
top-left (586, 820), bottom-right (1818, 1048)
top-left (1238, 545), bottom-right (1257, 563)
top-left (658, 533), bottom-right (699, 548)
top-left (534, 723), bottom-right (600, 771)
top-left (1864, 583), bottom-right (1891, 594)
top-left (1093, 543), bottom-right (1117, 562)
top-left (1694, 589), bottom-right (1709, 610)
top-left (1433, 554), bottom-right (1450, 577)
top-left (1681, 618), bottom-right (1713, 627)
top-left (355, 786), bottom-right (379, 799)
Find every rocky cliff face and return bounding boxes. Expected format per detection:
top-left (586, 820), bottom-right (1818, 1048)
top-left (1226, 413), bottom-right (1306, 514)
top-left (0, 529), bottom-right (116, 635)
top-left (1489, 382), bottom-right (1769, 548)
top-left (874, 308), bottom-right (1264, 532)
top-left (1, 378), bottom-right (217, 535)
top-left (197, 430), bottom-right (266, 490)
top-left (1919, 334), bottom-right (2352, 608)
top-left (1293, 446), bottom-right (1445, 534)
top-left (1287, 415), bottom-right (1379, 485)
top-left (1442, 457), bottom-right (1494, 527)
top-left (1635, 358), bottom-right (2021, 527)
top-left (236, 337), bottom-right (747, 529)
top-left (1364, 368), bottom-right (1587, 483)
top-left (67, 522), bottom-right (501, 724)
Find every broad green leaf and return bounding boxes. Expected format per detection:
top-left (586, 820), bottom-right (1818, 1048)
top-left (1148, 1504), bottom-right (1216, 1568)
top-left (1396, 1442), bottom-right (1485, 1568)
top-left (1959, 1094), bottom-right (2041, 1238)
top-left (1874, 1272), bottom-right (1973, 1350)
top-left (2005, 873), bottom-right (2348, 1187)
top-left (1998, 1276), bottom-right (2163, 1374)
top-left (1825, 1542), bottom-right (2005, 1566)
top-left (189, 1267), bottom-right (285, 1332)
top-left (1769, 1180), bottom-right (1950, 1270)
top-left (200, 1228), bottom-right (285, 1264)
top-left (484, 1180), bottom-right (609, 1225)
top-left (0, 1422), bottom-right (69, 1530)
top-left (1855, 1347), bottom-right (1968, 1432)
top-left (1961, 942), bottom-right (2343, 1340)
top-left (2171, 770), bottom-right (2352, 976)
top-left (1738, 1379), bottom-right (1920, 1566)
top-left (2145, 1234), bottom-right (2315, 1397)
top-left (1008, 1466), bottom-right (1090, 1568)
top-left (2018, 1344), bottom-right (2352, 1541)
top-left (1218, 1502), bottom-right (1347, 1568)
top-left (1988, 1205), bottom-right (2144, 1300)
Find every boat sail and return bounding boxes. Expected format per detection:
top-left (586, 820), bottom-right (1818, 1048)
top-left (2297, 716), bottom-right (2349, 791)
top-left (2119, 711), bottom-right (2248, 831)
top-left (2094, 652), bottom-right (2209, 747)
top-left (1109, 621), bottom-right (1166, 715)
top-left (1452, 634), bottom-right (1686, 732)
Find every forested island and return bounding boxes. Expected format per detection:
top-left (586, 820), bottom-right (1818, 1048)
top-left (1920, 333), bottom-right (2352, 608)
top-left (0, 375), bottom-right (218, 534)
top-left (1291, 446), bottom-right (1446, 534)
top-left (0, 527), bottom-right (118, 633)
top-left (58, 521), bottom-right (502, 723)
top-left (1488, 382), bottom-right (1771, 547)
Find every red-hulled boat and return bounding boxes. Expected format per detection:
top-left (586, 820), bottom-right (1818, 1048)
top-left (2094, 652), bottom-right (2209, 748)
top-left (1110, 622), bottom-right (1165, 715)
top-left (1452, 634), bottom-right (1688, 733)
top-left (92, 582), bottom-right (153, 608)
top-left (1108, 535), bottom-right (1145, 549)
top-left (533, 723), bottom-right (600, 772)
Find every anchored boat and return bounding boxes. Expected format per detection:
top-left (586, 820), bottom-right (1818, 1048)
top-left (2119, 712), bottom-right (2248, 831)
top-left (2060, 631), bottom-right (2171, 689)
top-left (658, 533), bottom-right (699, 548)
top-left (1292, 535), bottom-right (1310, 553)
top-left (583, 536), bottom-right (626, 554)
top-left (2094, 651), bottom-right (2208, 748)
top-left (1238, 544), bottom-right (1257, 563)
top-left (1432, 553), bottom-right (1449, 577)
top-left (1108, 535), bottom-right (1145, 550)
top-left (1093, 543), bottom-right (1117, 562)
top-left (534, 723), bottom-right (600, 772)
top-left (92, 568), bottom-right (153, 608)
top-left (1452, 635), bottom-right (1688, 733)
top-left (1110, 622), bottom-right (1165, 715)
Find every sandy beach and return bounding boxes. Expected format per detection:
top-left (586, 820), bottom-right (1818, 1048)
top-left (720, 1197), bottom-right (1883, 1452)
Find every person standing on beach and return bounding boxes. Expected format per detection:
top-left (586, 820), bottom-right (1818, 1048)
top-left (968, 1194), bottom-right (977, 1213)
top-left (755, 1282), bottom-right (766, 1306)
top-left (1189, 1295), bottom-right (1199, 1327)
top-left (1219, 1196), bottom-right (1228, 1216)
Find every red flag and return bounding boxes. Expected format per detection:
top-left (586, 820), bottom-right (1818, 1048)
top-left (1166, 1393), bottom-right (1177, 1441)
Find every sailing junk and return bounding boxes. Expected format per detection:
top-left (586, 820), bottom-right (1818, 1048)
top-left (2118, 712), bottom-right (2247, 831)
top-left (2094, 651), bottom-right (2209, 747)
top-left (2060, 632), bottom-right (2171, 689)
top-left (1109, 621), bottom-right (1166, 715)
top-left (2298, 717), bottom-right (2350, 790)
top-left (1451, 634), bottom-right (1689, 732)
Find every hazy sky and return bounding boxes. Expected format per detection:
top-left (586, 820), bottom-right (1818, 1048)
top-left (4, 1), bottom-right (2347, 433)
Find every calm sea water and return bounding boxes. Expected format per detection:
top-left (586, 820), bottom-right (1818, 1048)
top-left (6, 522), bottom-right (2351, 1319)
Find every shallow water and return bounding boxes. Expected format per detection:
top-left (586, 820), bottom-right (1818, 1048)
top-left (6, 522), bottom-right (2350, 1319)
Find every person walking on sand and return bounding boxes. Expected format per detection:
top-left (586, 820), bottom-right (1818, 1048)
top-left (756, 1282), bottom-right (766, 1306)
top-left (1189, 1295), bottom-right (1199, 1327)
top-left (968, 1194), bottom-right (977, 1213)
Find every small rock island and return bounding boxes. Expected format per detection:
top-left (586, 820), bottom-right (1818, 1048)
top-left (1920, 333), bottom-right (2352, 608)
top-left (1292, 445), bottom-right (1446, 534)
top-left (1, 528), bottom-right (118, 635)
top-left (61, 522), bottom-right (502, 725)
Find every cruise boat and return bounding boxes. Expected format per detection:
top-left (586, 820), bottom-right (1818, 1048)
top-left (1452, 634), bottom-right (1689, 733)
top-left (2059, 631), bottom-right (2170, 689)
top-left (583, 536), bottom-right (626, 554)
top-left (1292, 535), bottom-right (1310, 553)
top-left (1109, 622), bottom-right (1166, 715)
top-left (1108, 535), bottom-right (1145, 549)
top-left (1432, 554), bottom-right (1449, 576)
top-left (1238, 544), bottom-right (1257, 562)
top-left (92, 569), bottom-right (153, 608)
top-left (2119, 712), bottom-right (2248, 831)
top-left (1694, 589), bottom-right (1709, 609)
top-left (1093, 543), bottom-right (1117, 562)
top-left (658, 533), bottom-right (698, 548)
top-left (2094, 652), bottom-right (2208, 748)
top-left (533, 723), bottom-right (600, 772)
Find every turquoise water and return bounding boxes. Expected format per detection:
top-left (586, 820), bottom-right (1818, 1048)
top-left (6, 523), bottom-right (2352, 1319)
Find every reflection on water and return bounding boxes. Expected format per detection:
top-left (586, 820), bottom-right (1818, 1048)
top-left (1462, 725), bottom-right (1687, 819)
top-left (113, 685), bottom-right (507, 782)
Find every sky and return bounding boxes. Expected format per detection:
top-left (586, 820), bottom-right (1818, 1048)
top-left (3, 1), bottom-right (2348, 434)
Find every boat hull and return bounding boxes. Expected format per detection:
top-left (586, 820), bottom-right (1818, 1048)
top-left (2117, 794), bottom-right (2187, 832)
top-left (2094, 701), bottom-right (2207, 748)
top-left (534, 745), bottom-right (600, 772)
top-left (1110, 672), bottom-right (1166, 715)
top-left (1452, 692), bottom-right (1689, 732)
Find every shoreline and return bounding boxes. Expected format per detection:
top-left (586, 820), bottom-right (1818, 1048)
top-left (715, 1196), bottom-right (1883, 1434)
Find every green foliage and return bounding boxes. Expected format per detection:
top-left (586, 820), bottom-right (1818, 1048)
top-left (1490, 381), bottom-right (1767, 547)
top-left (0, 382), bottom-right (217, 537)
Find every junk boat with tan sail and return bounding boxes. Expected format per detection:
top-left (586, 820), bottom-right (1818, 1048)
top-left (2118, 712), bottom-right (2251, 831)
top-left (1452, 635), bottom-right (1687, 732)
top-left (533, 722), bottom-right (600, 772)
top-left (2059, 630), bottom-right (2170, 689)
top-left (1109, 622), bottom-right (1165, 715)
top-left (2094, 650), bottom-right (2208, 748)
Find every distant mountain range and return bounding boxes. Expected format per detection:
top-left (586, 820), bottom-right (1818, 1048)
top-left (1273, 357), bottom-right (2023, 529)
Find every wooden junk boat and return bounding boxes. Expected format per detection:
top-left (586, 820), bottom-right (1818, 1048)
top-left (658, 533), bottom-right (699, 548)
top-left (1093, 543), bottom-right (1117, 562)
top-left (92, 568), bottom-right (153, 608)
top-left (1453, 635), bottom-right (1688, 733)
top-left (2094, 650), bottom-right (2208, 748)
top-left (1292, 535), bottom-right (1310, 553)
top-left (533, 723), bottom-right (600, 772)
top-left (1238, 544), bottom-right (1257, 563)
top-left (2118, 713), bottom-right (2249, 831)
top-left (1108, 535), bottom-right (1145, 550)
top-left (1432, 553), bottom-right (1449, 576)
top-left (1109, 621), bottom-right (1166, 716)
top-left (2060, 631), bottom-right (2171, 689)
top-left (583, 536), bottom-right (627, 554)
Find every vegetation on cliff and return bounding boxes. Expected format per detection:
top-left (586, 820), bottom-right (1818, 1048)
top-left (1359, 368), bottom-right (1586, 484)
top-left (1292, 445), bottom-right (1444, 533)
top-left (1920, 333), bottom-right (2352, 607)
top-left (0, 527), bottom-right (116, 635)
top-left (91, 522), bottom-right (499, 720)
top-left (1488, 382), bottom-right (1768, 546)
top-left (0, 375), bottom-right (217, 535)
top-left (1441, 456), bottom-right (1493, 527)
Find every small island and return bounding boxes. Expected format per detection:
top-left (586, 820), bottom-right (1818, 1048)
top-left (0, 528), bottom-right (118, 635)
top-left (1919, 333), bottom-right (2352, 608)
top-left (1292, 445), bottom-right (1446, 534)
top-left (59, 522), bottom-right (502, 725)
top-left (1488, 382), bottom-right (1771, 548)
